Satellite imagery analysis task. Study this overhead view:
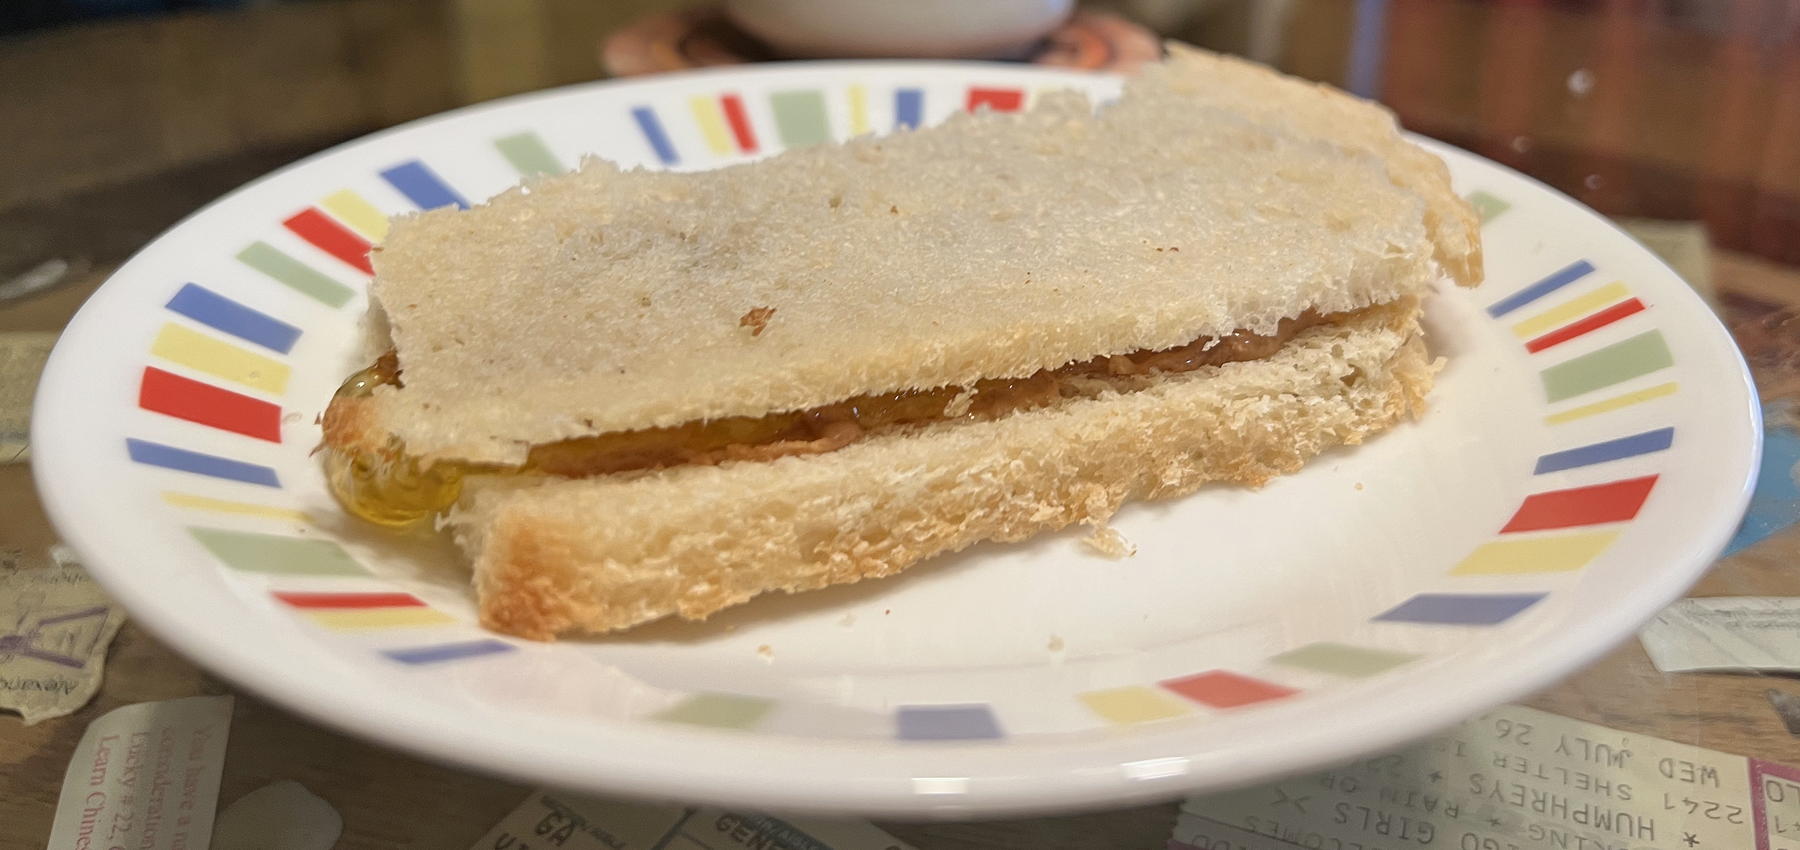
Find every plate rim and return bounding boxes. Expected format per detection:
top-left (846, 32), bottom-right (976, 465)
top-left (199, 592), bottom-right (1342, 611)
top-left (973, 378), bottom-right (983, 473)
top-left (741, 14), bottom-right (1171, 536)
top-left (30, 60), bottom-right (1762, 816)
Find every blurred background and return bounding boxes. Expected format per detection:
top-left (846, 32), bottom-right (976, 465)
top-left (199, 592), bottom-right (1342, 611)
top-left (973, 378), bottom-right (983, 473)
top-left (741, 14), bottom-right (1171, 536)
top-left (4, 0), bottom-right (1797, 262)
top-left (4, 0), bottom-right (1800, 365)
top-left (3, 5), bottom-right (1799, 846)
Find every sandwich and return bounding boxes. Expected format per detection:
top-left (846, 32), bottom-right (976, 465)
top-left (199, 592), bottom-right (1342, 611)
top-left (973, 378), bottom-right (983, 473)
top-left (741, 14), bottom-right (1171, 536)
top-left (320, 45), bottom-right (1482, 640)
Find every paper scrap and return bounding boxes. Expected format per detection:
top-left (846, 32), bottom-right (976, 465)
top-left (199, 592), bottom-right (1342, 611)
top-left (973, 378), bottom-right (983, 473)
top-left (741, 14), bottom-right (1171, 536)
top-left (1641, 597), bottom-right (1800, 673)
top-left (0, 544), bottom-right (127, 723)
top-left (0, 331), bottom-right (56, 463)
top-left (211, 780), bottom-right (342, 850)
top-left (1177, 704), bottom-right (1800, 850)
top-left (47, 695), bottom-right (234, 850)
top-left (471, 791), bottom-right (917, 850)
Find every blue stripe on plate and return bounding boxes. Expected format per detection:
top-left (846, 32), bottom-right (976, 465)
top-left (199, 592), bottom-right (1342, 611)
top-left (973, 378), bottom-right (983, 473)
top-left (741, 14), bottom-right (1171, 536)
top-left (379, 161), bottom-right (469, 210)
top-left (630, 106), bottom-right (678, 165)
top-left (164, 283), bottom-right (301, 354)
top-left (894, 88), bottom-right (924, 129)
top-left (1534, 427), bottom-right (1675, 474)
top-left (1487, 260), bottom-right (1595, 317)
top-left (896, 704), bottom-right (1003, 740)
top-left (382, 639), bottom-right (515, 665)
top-left (1374, 593), bottom-right (1546, 625)
top-left (126, 438), bottom-right (281, 487)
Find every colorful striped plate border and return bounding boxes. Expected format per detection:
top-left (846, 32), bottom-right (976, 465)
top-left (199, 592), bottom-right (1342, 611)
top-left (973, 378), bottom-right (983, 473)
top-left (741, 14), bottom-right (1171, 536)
top-left (30, 64), bottom-right (1757, 814)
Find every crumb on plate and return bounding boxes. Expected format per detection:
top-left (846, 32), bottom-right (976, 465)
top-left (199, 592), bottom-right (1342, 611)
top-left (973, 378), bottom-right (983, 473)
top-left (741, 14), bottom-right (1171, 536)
top-left (1081, 524), bottom-right (1137, 558)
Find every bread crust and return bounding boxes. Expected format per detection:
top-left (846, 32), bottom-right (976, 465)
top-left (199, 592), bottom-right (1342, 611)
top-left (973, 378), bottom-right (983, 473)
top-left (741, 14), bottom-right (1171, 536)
top-left (457, 299), bottom-right (1433, 640)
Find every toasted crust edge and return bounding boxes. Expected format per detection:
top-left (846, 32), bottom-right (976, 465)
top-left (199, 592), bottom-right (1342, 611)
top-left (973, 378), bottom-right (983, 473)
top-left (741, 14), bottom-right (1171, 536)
top-left (464, 301), bottom-right (1435, 640)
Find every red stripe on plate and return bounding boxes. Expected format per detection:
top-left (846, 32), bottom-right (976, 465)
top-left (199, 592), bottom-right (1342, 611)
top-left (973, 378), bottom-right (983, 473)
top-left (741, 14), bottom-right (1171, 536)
top-left (139, 367), bottom-right (282, 442)
top-left (720, 94), bottom-right (758, 153)
top-left (1501, 475), bottom-right (1658, 533)
top-left (273, 591), bottom-right (427, 609)
top-left (967, 87), bottom-right (1024, 112)
top-left (1525, 298), bottom-right (1647, 353)
top-left (283, 208), bottom-right (374, 275)
top-left (1161, 670), bottom-right (1298, 709)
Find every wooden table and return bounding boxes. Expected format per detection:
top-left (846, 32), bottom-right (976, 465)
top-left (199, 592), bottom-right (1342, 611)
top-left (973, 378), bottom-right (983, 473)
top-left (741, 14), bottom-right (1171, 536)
top-left (5, 2), bottom-right (1800, 847)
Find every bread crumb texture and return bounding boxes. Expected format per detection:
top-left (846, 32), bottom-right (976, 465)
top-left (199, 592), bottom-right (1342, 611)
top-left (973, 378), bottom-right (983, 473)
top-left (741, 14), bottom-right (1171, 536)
top-left (1080, 524), bottom-right (1138, 559)
top-left (456, 301), bottom-right (1434, 639)
top-left (365, 45), bottom-right (1473, 464)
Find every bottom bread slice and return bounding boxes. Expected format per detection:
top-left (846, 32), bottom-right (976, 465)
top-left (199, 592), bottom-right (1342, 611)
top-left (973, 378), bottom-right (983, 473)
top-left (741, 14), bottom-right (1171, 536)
top-left (450, 298), bottom-right (1435, 640)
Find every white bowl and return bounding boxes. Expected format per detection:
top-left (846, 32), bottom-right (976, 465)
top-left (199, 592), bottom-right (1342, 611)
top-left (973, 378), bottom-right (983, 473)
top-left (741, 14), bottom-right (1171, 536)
top-left (725, 0), bottom-right (1074, 58)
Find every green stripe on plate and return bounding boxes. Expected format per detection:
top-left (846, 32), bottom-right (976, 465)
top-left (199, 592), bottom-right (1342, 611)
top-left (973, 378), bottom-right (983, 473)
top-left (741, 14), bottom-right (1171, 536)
top-left (189, 527), bottom-right (367, 576)
top-left (1466, 190), bottom-right (1511, 223)
top-left (236, 242), bottom-right (355, 308)
top-left (1541, 330), bottom-right (1674, 403)
top-left (770, 90), bottom-right (831, 148)
top-left (1270, 642), bottom-right (1418, 677)
top-left (653, 692), bottom-right (772, 729)
top-left (495, 132), bottom-right (565, 177)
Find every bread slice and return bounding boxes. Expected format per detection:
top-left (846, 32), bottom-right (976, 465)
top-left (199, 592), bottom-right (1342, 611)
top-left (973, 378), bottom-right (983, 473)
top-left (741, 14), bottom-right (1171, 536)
top-left (361, 47), bottom-right (1457, 466)
top-left (452, 298), bottom-right (1432, 639)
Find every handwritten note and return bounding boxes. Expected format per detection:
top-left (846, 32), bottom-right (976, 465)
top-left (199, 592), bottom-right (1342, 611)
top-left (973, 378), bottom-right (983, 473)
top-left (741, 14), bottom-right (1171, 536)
top-left (0, 331), bottom-right (56, 463)
top-left (470, 791), bottom-right (916, 850)
top-left (1176, 704), bottom-right (1800, 850)
top-left (0, 544), bottom-right (126, 723)
top-left (1641, 597), bottom-right (1800, 674)
top-left (46, 695), bottom-right (234, 850)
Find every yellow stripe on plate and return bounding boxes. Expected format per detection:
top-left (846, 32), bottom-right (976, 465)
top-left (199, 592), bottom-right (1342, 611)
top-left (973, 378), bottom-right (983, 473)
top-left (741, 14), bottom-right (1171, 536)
top-left (306, 608), bottom-right (457, 630)
top-left (689, 96), bottom-right (733, 155)
top-left (320, 189), bottom-right (390, 241)
top-left (162, 491), bottom-right (311, 523)
top-left (150, 323), bottom-right (291, 394)
top-left (1511, 281), bottom-right (1631, 339)
top-left (1079, 686), bottom-right (1194, 725)
top-left (1544, 381), bottom-right (1679, 425)
top-left (847, 84), bottom-right (871, 135)
top-left (1450, 530), bottom-right (1620, 575)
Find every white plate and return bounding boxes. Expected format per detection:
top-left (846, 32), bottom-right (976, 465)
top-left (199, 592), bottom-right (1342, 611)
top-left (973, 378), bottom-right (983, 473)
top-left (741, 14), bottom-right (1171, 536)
top-left (32, 62), bottom-right (1759, 816)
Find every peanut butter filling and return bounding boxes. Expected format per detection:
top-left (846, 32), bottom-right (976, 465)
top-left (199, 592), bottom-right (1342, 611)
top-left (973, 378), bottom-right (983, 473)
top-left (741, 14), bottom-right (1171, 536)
top-left (324, 308), bottom-right (1344, 525)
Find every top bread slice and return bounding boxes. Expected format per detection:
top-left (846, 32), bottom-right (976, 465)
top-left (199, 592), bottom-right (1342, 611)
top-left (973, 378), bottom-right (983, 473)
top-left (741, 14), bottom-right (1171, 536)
top-left (362, 45), bottom-right (1471, 466)
top-left (1144, 44), bottom-right (1481, 288)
